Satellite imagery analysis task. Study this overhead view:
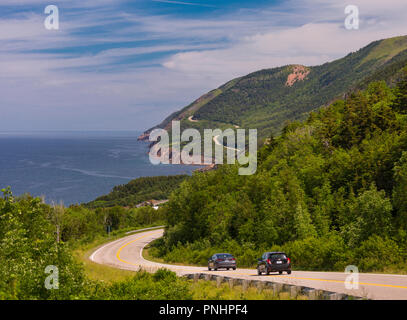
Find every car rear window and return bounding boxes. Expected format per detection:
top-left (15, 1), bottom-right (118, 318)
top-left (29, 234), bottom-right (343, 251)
top-left (269, 253), bottom-right (287, 260)
top-left (217, 254), bottom-right (234, 259)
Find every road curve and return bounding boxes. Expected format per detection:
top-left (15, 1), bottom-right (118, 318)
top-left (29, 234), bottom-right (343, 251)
top-left (213, 135), bottom-right (243, 154)
top-left (90, 229), bottom-right (407, 300)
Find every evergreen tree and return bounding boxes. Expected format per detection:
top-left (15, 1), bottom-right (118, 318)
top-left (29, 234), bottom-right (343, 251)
top-left (393, 152), bottom-right (407, 229)
top-left (294, 204), bottom-right (317, 240)
top-left (392, 66), bottom-right (407, 114)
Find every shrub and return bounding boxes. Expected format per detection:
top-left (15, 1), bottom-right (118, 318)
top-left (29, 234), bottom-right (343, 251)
top-left (282, 233), bottom-right (352, 271)
top-left (354, 235), bottom-right (404, 272)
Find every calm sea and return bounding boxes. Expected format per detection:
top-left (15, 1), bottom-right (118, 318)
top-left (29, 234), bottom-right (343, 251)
top-left (0, 131), bottom-right (199, 205)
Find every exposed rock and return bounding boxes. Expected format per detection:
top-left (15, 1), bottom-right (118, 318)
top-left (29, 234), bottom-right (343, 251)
top-left (286, 65), bottom-right (310, 87)
top-left (137, 131), bottom-right (151, 141)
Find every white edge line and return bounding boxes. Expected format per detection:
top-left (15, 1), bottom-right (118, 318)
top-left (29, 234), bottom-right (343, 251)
top-left (91, 228), bottom-right (407, 279)
top-left (90, 227), bottom-right (165, 262)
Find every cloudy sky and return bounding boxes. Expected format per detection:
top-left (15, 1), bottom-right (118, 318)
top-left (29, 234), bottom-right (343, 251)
top-left (1, 0), bottom-right (406, 131)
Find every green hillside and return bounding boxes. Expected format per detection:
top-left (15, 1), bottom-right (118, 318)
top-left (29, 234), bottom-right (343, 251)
top-left (85, 175), bottom-right (188, 208)
top-left (149, 69), bottom-right (407, 272)
top-left (141, 35), bottom-right (407, 143)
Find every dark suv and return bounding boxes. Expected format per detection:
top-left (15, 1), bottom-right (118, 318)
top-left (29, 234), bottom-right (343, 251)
top-left (208, 253), bottom-right (237, 271)
top-left (257, 252), bottom-right (291, 275)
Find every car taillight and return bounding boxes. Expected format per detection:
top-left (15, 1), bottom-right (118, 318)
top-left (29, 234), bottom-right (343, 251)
top-left (287, 258), bottom-right (291, 264)
top-left (267, 259), bottom-right (271, 264)
top-left (231, 258), bottom-right (235, 261)
top-left (216, 259), bottom-right (222, 262)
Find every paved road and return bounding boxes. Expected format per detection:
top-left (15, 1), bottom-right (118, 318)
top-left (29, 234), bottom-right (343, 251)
top-left (213, 135), bottom-right (242, 153)
top-left (90, 229), bottom-right (407, 300)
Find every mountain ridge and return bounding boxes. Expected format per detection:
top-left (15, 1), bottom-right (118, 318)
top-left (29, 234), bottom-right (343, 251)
top-left (139, 35), bottom-right (407, 143)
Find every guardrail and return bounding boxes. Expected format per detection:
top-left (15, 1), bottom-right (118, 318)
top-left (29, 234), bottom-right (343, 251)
top-left (182, 273), bottom-right (365, 300)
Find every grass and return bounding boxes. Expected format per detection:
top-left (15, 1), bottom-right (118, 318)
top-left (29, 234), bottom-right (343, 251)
top-left (73, 225), bottom-right (164, 283)
top-left (361, 35), bottom-right (407, 65)
top-left (188, 280), bottom-right (307, 300)
top-left (143, 245), bottom-right (206, 268)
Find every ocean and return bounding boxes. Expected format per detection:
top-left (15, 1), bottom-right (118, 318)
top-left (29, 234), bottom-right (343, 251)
top-left (0, 131), bottom-right (200, 205)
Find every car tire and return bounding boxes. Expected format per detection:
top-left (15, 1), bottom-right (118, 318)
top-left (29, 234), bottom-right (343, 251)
top-left (287, 270), bottom-right (292, 275)
top-left (214, 268), bottom-right (218, 271)
top-left (257, 268), bottom-right (262, 275)
top-left (279, 271), bottom-right (283, 275)
top-left (208, 267), bottom-right (211, 271)
top-left (233, 267), bottom-right (236, 270)
top-left (227, 268), bottom-right (230, 270)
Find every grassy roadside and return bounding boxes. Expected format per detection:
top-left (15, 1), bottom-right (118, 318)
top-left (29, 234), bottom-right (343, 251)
top-left (73, 225), bottom-right (165, 283)
top-left (73, 227), bottom-right (302, 300)
top-left (189, 280), bottom-right (306, 300)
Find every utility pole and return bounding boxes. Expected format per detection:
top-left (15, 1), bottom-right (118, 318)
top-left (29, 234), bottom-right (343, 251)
top-left (51, 201), bottom-right (64, 244)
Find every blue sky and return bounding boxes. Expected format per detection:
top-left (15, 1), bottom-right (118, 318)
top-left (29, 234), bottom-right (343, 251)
top-left (0, 0), bottom-right (406, 131)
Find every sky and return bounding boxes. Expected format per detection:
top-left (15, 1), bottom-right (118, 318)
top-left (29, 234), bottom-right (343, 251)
top-left (0, 0), bottom-right (406, 131)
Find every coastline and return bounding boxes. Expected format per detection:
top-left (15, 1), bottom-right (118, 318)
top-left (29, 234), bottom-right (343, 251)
top-left (146, 142), bottom-right (217, 172)
top-left (139, 131), bottom-right (210, 165)
top-left (0, 132), bottom-right (203, 206)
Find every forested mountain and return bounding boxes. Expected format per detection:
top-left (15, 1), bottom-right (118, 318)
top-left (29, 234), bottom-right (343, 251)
top-left (150, 68), bottom-right (407, 272)
top-left (141, 35), bottom-right (407, 143)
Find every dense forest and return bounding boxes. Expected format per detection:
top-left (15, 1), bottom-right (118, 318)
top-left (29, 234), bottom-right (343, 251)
top-left (86, 175), bottom-right (188, 208)
top-left (150, 69), bottom-right (407, 273)
top-left (0, 189), bottom-right (168, 299)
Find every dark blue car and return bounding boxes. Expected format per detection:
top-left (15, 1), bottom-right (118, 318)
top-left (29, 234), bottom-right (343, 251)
top-left (208, 253), bottom-right (237, 271)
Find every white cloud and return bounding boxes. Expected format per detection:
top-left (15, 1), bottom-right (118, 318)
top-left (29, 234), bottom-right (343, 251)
top-left (162, 0), bottom-right (407, 85)
top-left (0, 0), bottom-right (406, 130)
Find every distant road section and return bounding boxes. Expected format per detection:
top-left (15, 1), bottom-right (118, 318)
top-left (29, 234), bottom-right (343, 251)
top-left (90, 229), bottom-right (407, 300)
top-left (188, 116), bottom-right (199, 122)
top-left (213, 135), bottom-right (242, 153)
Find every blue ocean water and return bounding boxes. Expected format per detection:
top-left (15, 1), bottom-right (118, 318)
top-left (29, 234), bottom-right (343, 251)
top-left (0, 131), bottom-right (200, 205)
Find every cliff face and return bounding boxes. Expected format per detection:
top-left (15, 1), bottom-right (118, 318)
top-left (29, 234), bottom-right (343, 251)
top-left (138, 132), bottom-right (150, 141)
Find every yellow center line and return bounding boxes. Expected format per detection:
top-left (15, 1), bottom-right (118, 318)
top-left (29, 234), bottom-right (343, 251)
top-left (227, 273), bottom-right (407, 289)
top-left (116, 232), bottom-right (407, 290)
top-left (116, 231), bottom-right (162, 266)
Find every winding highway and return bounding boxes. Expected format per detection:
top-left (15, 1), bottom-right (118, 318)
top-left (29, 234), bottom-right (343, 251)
top-left (89, 228), bottom-right (407, 300)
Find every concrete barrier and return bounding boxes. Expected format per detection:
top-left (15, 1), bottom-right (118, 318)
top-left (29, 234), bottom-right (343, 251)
top-left (228, 278), bottom-right (236, 289)
top-left (254, 281), bottom-right (265, 292)
top-left (216, 276), bottom-right (224, 288)
top-left (301, 287), bottom-right (317, 299)
top-left (321, 291), bottom-right (337, 300)
top-left (242, 280), bottom-right (249, 292)
top-left (272, 283), bottom-right (284, 295)
top-left (182, 273), bottom-right (364, 300)
top-left (289, 285), bottom-right (301, 298)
